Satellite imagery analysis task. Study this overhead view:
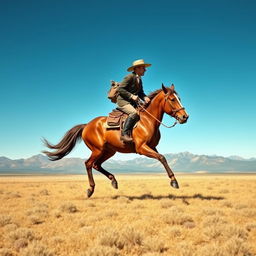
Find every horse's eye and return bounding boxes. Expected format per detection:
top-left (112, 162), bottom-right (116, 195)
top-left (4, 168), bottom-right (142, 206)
top-left (170, 98), bottom-right (175, 102)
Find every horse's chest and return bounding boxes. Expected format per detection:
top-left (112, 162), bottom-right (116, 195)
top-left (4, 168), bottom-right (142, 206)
top-left (148, 129), bottom-right (160, 147)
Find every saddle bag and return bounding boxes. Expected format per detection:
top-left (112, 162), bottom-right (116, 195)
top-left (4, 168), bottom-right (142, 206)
top-left (107, 80), bottom-right (120, 103)
top-left (107, 110), bottom-right (127, 127)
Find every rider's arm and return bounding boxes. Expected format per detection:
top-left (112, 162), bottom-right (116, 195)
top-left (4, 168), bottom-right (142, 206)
top-left (117, 74), bottom-right (134, 101)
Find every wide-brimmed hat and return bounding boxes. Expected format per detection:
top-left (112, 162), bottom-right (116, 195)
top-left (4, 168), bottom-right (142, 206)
top-left (127, 59), bottom-right (152, 72)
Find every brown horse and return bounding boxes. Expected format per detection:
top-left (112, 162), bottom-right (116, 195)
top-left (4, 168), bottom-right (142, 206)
top-left (43, 84), bottom-right (189, 197)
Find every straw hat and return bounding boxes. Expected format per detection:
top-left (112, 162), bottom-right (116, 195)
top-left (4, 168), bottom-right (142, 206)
top-left (127, 59), bottom-right (152, 72)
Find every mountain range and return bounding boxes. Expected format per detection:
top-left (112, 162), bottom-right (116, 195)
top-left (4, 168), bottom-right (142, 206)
top-left (0, 152), bottom-right (255, 174)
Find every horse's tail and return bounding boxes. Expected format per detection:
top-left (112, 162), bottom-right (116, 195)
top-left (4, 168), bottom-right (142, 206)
top-left (42, 124), bottom-right (86, 161)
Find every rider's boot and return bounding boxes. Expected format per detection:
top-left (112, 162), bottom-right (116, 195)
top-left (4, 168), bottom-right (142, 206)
top-left (120, 114), bottom-right (139, 143)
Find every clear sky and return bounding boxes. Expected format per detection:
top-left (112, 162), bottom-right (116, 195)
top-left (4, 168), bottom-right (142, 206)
top-left (0, 0), bottom-right (255, 160)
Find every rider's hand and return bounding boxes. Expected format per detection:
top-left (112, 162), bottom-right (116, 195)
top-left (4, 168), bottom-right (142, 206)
top-left (131, 95), bottom-right (139, 102)
top-left (144, 97), bottom-right (151, 104)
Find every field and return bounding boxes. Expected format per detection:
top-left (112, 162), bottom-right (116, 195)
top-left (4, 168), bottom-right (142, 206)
top-left (0, 174), bottom-right (256, 256)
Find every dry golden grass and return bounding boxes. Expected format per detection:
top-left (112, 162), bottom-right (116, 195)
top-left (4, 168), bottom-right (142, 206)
top-left (0, 174), bottom-right (256, 256)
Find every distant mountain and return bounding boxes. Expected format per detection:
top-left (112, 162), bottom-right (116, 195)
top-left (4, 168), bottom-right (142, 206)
top-left (227, 155), bottom-right (246, 161)
top-left (0, 154), bottom-right (83, 174)
top-left (227, 155), bottom-right (256, 161)
top-left (0, 152), bottom-right (255, 174)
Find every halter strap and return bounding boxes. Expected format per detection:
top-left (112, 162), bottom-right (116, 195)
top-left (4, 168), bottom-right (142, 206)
top-left (164, 94), bottom-right (185, 118)
top-left (171, 107), bottom-right (185, 115)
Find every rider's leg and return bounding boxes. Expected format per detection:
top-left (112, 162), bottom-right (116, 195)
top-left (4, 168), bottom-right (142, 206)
top-left (121, 113), bottom-right (140, 142)
top-left (117, 104), bottom-right (139, 142)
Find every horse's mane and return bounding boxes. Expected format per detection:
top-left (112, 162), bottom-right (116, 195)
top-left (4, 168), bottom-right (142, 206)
top-left (143, 87), bottom-right (178, 108)
top-left (148, 89), bottom-right (163, 101)
top-left (142, 89), bottom-right (162, 108)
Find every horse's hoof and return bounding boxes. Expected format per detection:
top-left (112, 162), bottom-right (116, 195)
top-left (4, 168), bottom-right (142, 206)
top-left (87, 189), bottom-right (94, 198)
top-left (170, 180), bottom-right (179, 189)
top-left (111, 180), bottom-right (118, 189)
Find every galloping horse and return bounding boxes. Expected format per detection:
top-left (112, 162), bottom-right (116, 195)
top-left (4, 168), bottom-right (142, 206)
top-left (43, 84), bottom-right (189, 197)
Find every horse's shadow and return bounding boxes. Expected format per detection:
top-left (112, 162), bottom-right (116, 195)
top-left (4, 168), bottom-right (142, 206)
top-left (112, 193), bottom-right (225, 201)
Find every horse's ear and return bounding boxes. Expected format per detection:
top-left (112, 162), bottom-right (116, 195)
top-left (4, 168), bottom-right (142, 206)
top-left (162, 83), bottom-right (168, 94)
top-left (170, 84), bottom-right (175, 92)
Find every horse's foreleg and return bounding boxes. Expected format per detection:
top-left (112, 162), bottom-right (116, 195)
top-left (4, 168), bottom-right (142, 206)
top-left (153, 147), bottom-right (159, 153)
top-left (137, 144), bottom-right (179, 189)
top-left (93, 151), bottom-right (118, 189)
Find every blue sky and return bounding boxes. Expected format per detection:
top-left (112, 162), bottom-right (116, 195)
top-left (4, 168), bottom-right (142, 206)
top-left (0, 0), bottom-right (255, 160)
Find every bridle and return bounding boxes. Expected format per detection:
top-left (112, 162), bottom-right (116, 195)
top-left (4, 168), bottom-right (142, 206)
top-left (137, 94), bottom-right (186, 128)
top-left (164, 95), bottom-right (185, 121)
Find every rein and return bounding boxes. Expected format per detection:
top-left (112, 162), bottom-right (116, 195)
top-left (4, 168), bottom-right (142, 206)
top-left (137, 101), bottom-right (178, 128)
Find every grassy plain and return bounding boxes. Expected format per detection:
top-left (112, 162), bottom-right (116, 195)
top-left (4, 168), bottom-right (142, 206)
top-left (0, 174), bottom-right (256, 256)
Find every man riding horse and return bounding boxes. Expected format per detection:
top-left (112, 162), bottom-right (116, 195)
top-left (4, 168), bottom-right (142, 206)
top-left (43, 59), bottom-right (189, 197)
top-left (117, 59), bottom-right (151, 142)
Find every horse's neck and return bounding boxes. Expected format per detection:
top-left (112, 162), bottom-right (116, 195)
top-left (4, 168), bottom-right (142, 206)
top-left (141, 94), bottom-right (164, 127)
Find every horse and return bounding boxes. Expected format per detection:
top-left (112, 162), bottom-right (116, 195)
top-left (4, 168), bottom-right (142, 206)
top-left (43, 84), bottom-right (189, 197)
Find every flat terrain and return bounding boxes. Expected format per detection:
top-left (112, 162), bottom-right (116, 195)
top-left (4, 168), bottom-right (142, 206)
top-left (0, 174), bottom-right (256, 256)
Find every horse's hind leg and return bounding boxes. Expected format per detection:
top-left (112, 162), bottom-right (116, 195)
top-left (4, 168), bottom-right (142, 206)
top-left (85, 150), bottom-right (103, 198)
top-left (93, 150), bottom-right (118, 189)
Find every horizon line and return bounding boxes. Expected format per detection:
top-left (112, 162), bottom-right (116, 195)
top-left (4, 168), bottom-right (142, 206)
top-left (1, 151), bottom-right (255, 161)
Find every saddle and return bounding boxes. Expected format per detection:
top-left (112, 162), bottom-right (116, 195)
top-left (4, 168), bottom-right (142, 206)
top-left (106, 109), bottom-right (128, 129)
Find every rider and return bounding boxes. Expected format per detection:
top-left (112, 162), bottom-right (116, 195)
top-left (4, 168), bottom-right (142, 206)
top-left (117, 59), bottom-right (151, 142)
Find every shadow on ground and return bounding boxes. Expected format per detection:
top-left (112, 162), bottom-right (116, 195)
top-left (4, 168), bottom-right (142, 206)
top-left (111, 193), bottom-right (225, 202)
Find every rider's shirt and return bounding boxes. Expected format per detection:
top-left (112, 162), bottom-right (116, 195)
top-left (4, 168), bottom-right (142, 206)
top-left (117, 72), bottom-right (146, 107)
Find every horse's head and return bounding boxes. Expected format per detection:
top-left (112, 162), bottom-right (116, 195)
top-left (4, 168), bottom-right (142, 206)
top-left (161, 83), bottom-right (189, 124)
